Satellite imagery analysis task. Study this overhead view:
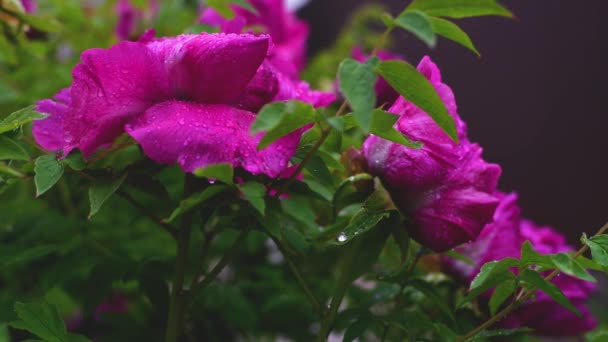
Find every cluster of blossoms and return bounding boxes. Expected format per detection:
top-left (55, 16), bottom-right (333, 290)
top-left (31, 0), bottom-right (597, 337)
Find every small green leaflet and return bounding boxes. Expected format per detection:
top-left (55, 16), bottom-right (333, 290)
top-left (0, 105), bottom-right (46, 134)
top-left (429, 17), bottom-right (480, 56)
top-left (34, 155), bottom-right (64, 197)
top-left (393, 10), bottom-right (436, 47)
top-left (338, 58), bottom-right (378, 132)
top-left (0, 135), bottom-right (29, 160)
top-left (88, 173), bottom-right (128, 218)
top-left (62, 149), bottom-right (86, 171)
top-left (583, 234), bottom-right (608, 266)
top-left (375, 60), bottom-right (458, 142)
top-left (238, 181), bottom-right (266, 215)
top-left (369, 110), bottom-right (421, 148)
top-left (165, 185), bottom-right (229, 223)
top-left (520, 240), bottom-right (554, 268)
top-left (205, 0), bottom-right (258, 20)
top-left (406, 0), bottom-right (513, 19)
top-left (333, 208), bottom-right (390, 245)
top-left (519, 269), bottom-right (581, 316)
top-left (10, 302), bottom-right (91, 342)
top-left (194, 163), bottom-right (234, 185)
top-left (20, 13), bottom-right (63, 32)
top-left (488, 279), bottom-right (516, 315)
top-left (251, 101), bottom-right (316, 149)
top-left (470, 258), bottom-right (519, 290)
top-left (551, 253), bottom-right (596, 282)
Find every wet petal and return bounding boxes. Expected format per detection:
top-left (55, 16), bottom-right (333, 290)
top-left (65, 41), bottom-right (171, 156)
top-left (146, 33), bottom-right (270, 103)
top-left (32, 88), bottom-right (71, 152)
top-left (125, 100), bottom-right (299, 177)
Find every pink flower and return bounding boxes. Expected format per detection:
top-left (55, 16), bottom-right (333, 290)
top-left (362, 56), bottom-right (500, 252)
top-left (21, 0), bottom-right (37, 13)
top-left (448, 193), bottom-right (597, 336)
top-left (200, 0), bottom-right (309, 77)
top-left (33, 32), bottom-right (334, 177)
top-left (115, 0), bottom-right (159, 41)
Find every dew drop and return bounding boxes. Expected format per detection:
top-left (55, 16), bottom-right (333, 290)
top-left (179, 118), bottom-right (185, 125)
top-left (336, 233), bottom-right (348, 243)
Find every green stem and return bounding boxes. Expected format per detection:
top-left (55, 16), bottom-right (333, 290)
top-left (190, 228), bottom-right (250, 295)
top-left (381, 249), bottom-right (423, 341)
top-left (164, 176), bottom-right (197, 342)
top-left (315, 238), bottom-right (364, 342)
top-left (270, 236), bottom-right (323, 315)
top-left (0, 162), bottom-right (25, 178)
top-left (456, 221), bottom-right (608, 342)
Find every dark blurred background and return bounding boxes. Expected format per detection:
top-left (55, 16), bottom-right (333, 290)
top-left (300, 0), bottom-right (608, 243)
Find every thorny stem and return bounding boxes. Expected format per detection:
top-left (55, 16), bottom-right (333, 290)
top-left (270, 236), bottom-right (324, 315)
top-left (456, 221), bottom-right (608, 342)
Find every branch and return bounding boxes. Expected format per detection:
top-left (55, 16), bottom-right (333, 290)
top-left (456, 221), bottom-right (608, 342)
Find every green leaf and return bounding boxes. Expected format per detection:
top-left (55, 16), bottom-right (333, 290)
top-left (205, 0), bottom-right (257, 19)
top-left (520, 240), bottom-right (554, 268)
top-left (409, 279), bottom-right (456, 322)
top-left (282, 228), bottom-right (310, 255)
top-left (583, 234), bottom-right (608, 267)
top-left (165, 185), bottom-right (228, 223)
top-left (251, 101), bottom-right (316, 149)
top-left (10, 302), bottom-right (70, 342)
top-left (0, 105), bottom-right (45, 134)
top-left (0, 135), bottom-right (29, 160)
top-left (338, 58), bottom-right (378, 132)
top-left (334, 208), bottom-right (390, 245)
top-left (376, 60), bottom-right (458, 141)
top-left (429, 17), bottom-right (480, 56)
top-left (1, 245), bottom-right (59, 269)
top-left (34, 155), bottom-right (64, 197)
top-left (205, 0), bottom-right (257, 18)
top-left (488, 279), bottom-right (516, 315)
top-left (239, 181), bottom-right (266, 215)
top-left (88, 173), bottom-right (128, 218)
top-left (519, 269), bottom-right (581, 316)
top-left (443, 250), bottom-right (475, 266)
top-left (394, 10), bottom-right (436, 47)
top-left (551, 253), bottom-right (596, 282)
top-left (470, 258), bottom-right (519, 291)
top-left (343, 318), bottom-right (374, 342)
top-left (407, 0), bottom-right (513, 19)
top-left (193, 163), bottom-right (234, 185)
top-left (62, 149), bottom-right (86, 171)
top-left (369, 109), bottom-right (422, 148)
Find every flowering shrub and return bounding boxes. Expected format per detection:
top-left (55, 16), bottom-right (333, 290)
top-left (0, 0), bottom-right (606, 341)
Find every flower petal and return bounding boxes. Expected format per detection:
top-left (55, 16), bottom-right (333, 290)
top-left (32, 88), bottom-right (71, 152)
top-left (125, 100), bottom-right (299, 177)
top-left (146, 33), bottom-right (270, 103)
top-left (65, 41), bottom-right (171, 156)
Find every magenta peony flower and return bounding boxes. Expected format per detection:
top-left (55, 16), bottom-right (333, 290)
top-left (33, 32), bottom-right (334, 177)
top-left (362, 56), bottom-right (501, 252)
top-left (352, 47), bottom-right (402, 107)
top-left (200, 0), bottom-right (309, 77)
top-left (448, 193), bottom-right (597, 336)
